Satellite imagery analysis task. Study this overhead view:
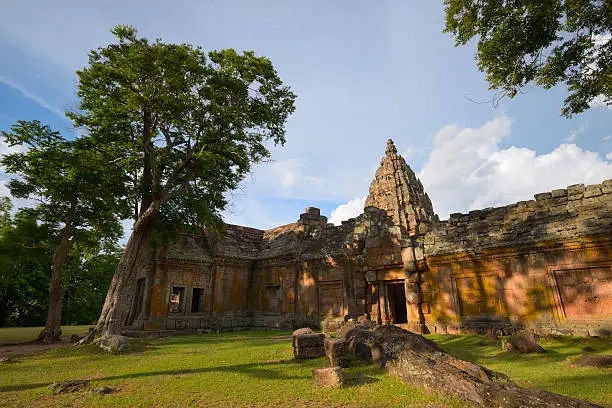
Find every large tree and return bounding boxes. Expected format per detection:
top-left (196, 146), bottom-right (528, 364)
top-left (1, 121), bottom-right (128, 342)
top-left (444, 0), bottom-right (611, 117)
top-left (71, 25), bottom-right (296, 341)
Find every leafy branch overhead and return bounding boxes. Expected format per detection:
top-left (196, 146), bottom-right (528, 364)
top-left (444, 0), bottom-right (611, 117)
top-left (1, 120), bottom-right (129, 243)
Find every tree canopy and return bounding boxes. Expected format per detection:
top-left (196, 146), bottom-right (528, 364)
top-left (69, 25), bottom-right (297, 236)
top-left (444, 0), bottom-right (611, 116)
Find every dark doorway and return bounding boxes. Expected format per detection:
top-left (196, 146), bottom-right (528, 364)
top-left (388, 282), bottom-right (407, 324)
top-left (191, 288), bottom-right (204, 313)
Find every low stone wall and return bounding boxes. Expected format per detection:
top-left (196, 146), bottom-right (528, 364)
top-left (425, 180), bottom-right (612, 256)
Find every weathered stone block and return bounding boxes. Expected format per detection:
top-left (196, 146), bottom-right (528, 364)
top-left (567, 183), bottom-right (585, 196)
top-left (293, 333), bottom-right (325, 359)
top-left (324, 338), bottom-right (349, 367)
top-left (312, 366), bottom-right (343, 388)
top-left (551, 188), bottom-right (567, 198)
top-left (292, 327), bottom-right (313, 346)
top-left (534, 192), bottom-right (552, 201)
top-left (502, 332), bottom-right (544, 353)
top-left (584, 184), bottom-right (603, 198)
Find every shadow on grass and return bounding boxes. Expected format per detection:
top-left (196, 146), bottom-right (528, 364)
top-left (0, 383), bottom-right (53, 393)
top-left (0, 359), bottom-right (311, 394)
top-left (151, 333), bottom-right (292, 348)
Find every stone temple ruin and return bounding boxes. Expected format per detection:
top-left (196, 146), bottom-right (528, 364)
top-left (125, 139), bottom-right (612, 337)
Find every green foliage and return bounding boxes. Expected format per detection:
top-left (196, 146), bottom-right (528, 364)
top-left (1, 121), bottom-right (129, 333)
top-left (1, 120), bottom-right (129, 244)
top-left (0, 197), bottom-right (121, 327)
top-left (68, 25), bottom-right (296, 238)
top-left (444, 0), bottom-right (611, 116)
top-left (61, 246), bottom-right (122, 325)
top-left (0, 205), bottom-right (52, 327)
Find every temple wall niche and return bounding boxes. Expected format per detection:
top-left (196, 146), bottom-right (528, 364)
top-left (425, 180), bottom-right (612, 336)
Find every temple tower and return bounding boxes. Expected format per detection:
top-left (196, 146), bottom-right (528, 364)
top-left (362, 139), bottom-right (437, 332)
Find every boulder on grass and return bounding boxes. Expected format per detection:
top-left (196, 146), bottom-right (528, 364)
top-left (312, 367), bottom-right (343, 388)
top-left (339, 322), bottom-right (600, 408)
top-left (572, 355), bottom-right (612, 368)
top-left (49, 380), bottom-right (90, 394)
top-left (336, 319), bottom-right (359, 339)
top-left (502, 332), bottom-right (545, 353)
top-left (97, 335), bottom-right (130, 353)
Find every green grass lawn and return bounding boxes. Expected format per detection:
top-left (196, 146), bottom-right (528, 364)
top-left (0, 330), bottom-right (609, 407)
top-left (427, 334), bottom-right (612, 406)
top-left (0, 325), bottom-right (93, 346)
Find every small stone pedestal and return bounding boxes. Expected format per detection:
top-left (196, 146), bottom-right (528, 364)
top-left (312, 367), bottom-right (343, 388)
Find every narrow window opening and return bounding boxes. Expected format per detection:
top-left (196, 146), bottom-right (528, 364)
top-left (191, 288), bottom-right (203, 313)
top-left (170, 287), bottom-right (185, 313)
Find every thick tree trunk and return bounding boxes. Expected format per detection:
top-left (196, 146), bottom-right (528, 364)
top-left (80, 203), bottom-right (159, 343)
top-left (38, 226), bottom-right (72, 344)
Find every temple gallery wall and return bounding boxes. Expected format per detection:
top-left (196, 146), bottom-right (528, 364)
top-left (125, 140), bottom-right (612, 337)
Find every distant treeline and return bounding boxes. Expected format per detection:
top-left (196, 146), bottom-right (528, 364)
top-left (0, 197), bottom-right (120, 327)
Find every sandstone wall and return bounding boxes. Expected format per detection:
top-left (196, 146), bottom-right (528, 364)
top-left (126, 136), bottom-right (612, 339)
top-left (423, 180), bottom-right (612, 336)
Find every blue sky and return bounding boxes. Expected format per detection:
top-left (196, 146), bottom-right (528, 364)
top-left (1, 1), bottom-right (611, 232)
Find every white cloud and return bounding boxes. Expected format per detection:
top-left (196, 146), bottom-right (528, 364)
top-left (590, 94), bottom-right (611, 110)
top-left (0, 179), bottom-right (10, 198)
top-left (603, 135), bottom-right (612, 141)
top-left (0, 178), bottom-right (35, 212)
top-left (419, 116), bottom-right (612, 220)
top-left (1, 137), bottom-right (28, 160)
top-left (256, 158), bottom-right (323, 191)
top-left (566, 132), bottom-right (577, 142)
top-left (222, 194), bottom-right (284, 229)
top-left (606, 152), bottom-right (612, 161)
top-left (329, 197), bottom-right (365, 225)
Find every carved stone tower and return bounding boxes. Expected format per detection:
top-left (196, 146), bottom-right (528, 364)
top-left (364, 139), bottom-right (437, 237)
top-left (362, 139), bottom-right (437, 332)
